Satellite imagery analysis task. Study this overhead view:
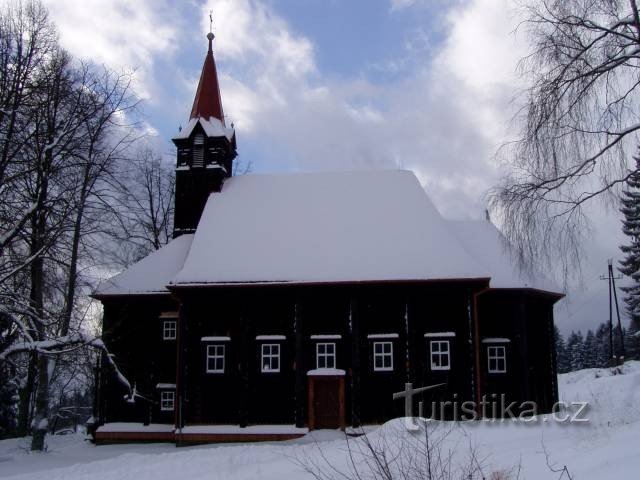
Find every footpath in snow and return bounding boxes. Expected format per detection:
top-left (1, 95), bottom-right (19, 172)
top-left (2, 361), bottom-right (640, 479)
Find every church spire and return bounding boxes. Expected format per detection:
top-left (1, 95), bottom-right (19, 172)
top-left (190, 26), bottom-right (225, 123)
top-left (172, 20), bottom-right (237, 239)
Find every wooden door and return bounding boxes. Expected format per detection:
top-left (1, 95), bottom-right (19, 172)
top-left (308, 375), bottom-right (345, 430)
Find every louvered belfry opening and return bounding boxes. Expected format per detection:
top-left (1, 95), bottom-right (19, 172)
top-left (193, 133), bottom-right (205, 168)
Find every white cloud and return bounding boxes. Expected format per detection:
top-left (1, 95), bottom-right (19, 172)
top-left (43, 0), bottom-right (179, 99)
top-left (203, 0), bottom-right (314, 79)
top-left (193, 0), bottom-right (513, 219)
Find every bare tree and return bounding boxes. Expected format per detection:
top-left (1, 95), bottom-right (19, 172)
top-left (0, 0), bottom-right (138, 450)
top-left (102, 145), bottom-right (174, 265)
top-left (295, 422), bottom-right (501, 480)
top-left (490, 0), bottom-right (640, 281)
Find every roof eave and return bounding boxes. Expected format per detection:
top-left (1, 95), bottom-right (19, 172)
top-left (91, 290), bottom-right (171, 301)
top-left (167, 277), bottom-right (493, 290)
top-left (477, 287), bottom-right (565, 303)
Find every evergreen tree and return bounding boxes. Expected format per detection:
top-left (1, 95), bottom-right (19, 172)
top-left (567, 331), bottom-right (585, 371)
top-left (554, 326), bottom-right (570, 373)
top-left (625, 323), bottom-right (640, 361)
top-left (619, 155), bottom-right (640, 330)
top-left (583, 330), bottom-right (598, 368)
top-left (595, 323), bottom-right (611, 367)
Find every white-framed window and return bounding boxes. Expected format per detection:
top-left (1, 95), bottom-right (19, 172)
top-left (160, 390), bottom-right (175, 411)
top-left (316, 343), bottom-right (336, 369)
top-left (261, 344), bottom-right (280, 373)
top-left (373, 341), bottom-right (393, 372)
top-left (487, 345), bottom-right (507, 373)
top-left (206, 344), bottom-right (225, 373)
top-left (430, 340), bottom-right (450, 370)
top-left (163, 320), bottom-right (177, 340)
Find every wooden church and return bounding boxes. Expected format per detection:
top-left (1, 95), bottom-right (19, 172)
top-left (92, 30), bottom-right (563, 444)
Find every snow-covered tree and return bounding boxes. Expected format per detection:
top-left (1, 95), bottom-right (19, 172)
top-left (567, 331), bottom-right (585, 372)
top-left (619, 156), bottom-right (640, 330)
top-left (554, 326), bottom-right (570, 373)
top-left (595, 323), bottom-right (611, 367)
top-left (624, 323), bottom-right (640, 361)
top-left (0, 0), bottom-right (137, 450)
top-left (583, 330), bottom-right (598, 369)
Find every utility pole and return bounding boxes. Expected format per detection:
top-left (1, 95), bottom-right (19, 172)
top-left (600, 259), bottom-right (624, 365)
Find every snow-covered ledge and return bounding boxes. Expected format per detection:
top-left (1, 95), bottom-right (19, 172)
top-left (179, 425), bottom-right (308, 435)
top-left (424, 332), bottom-right (455, 338)
top-left (367, 333), bottom-right (399, 339)
top-left (256, 335), bottom-right (286, 340)
top-left (481, 338), bottom-right (511, 343)
top-left (97, 423), bottom-right (174, 433)
top-left (307, 368), bottom-right (346, 376)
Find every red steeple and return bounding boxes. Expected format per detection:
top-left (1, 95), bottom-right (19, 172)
top-left (190, 32), bottom-right (225, 124)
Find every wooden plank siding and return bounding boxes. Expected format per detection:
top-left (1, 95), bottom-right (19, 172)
top-left (96, 279), bottom-right (560, 442)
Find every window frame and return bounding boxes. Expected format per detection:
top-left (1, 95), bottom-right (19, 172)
top-left (163, 320), bottom-right (177, 340)
top-left (429, 340), bottom-right (451, 371)
top-left (160, 390), bottom-right (175, 411)
top-left (373, 341), bottom-right (394, 372)
top-left (316, 342), bottom-right (336, 369)
top-left (487, 345), bottom-right (507, 373)
top-left (206, 344), bottom-right (225, 374)
top-left (261, 343), bottom-right (281, 373)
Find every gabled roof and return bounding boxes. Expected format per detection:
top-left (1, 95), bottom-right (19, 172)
top-left (447, 220), bottom-right (559, 292)
top-left (171, 170), bottom-right (490, 285)
top-left (94, 234), bottom-right (194, 296)
top-left (93, 171), bottom-right (563, 296)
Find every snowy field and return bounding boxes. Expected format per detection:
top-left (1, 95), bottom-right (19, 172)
top-left (2, 362), bottom-right (640, 479)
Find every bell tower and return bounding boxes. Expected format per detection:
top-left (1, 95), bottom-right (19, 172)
top-left (172, 30), bottom-right (237, 238)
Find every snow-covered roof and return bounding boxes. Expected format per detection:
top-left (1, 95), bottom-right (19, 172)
top-left (94, 234), bottom-right (194, 296)
top-left (447, 220), bottom-right (559, 292)
top-left (171, 170), bottom-right (491, 285)
top-left (95, 170), bottom-right (562, 297)
top-left (173, 116), bottom-right (234, 141)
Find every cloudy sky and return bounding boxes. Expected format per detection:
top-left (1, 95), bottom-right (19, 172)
top-left (43, 0), bottom-right (629, 335)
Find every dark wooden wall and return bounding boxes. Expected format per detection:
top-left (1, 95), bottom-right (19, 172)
top-left (477, 290), bottom-right (559, 415)
top-left (98, 295), bottom-right (179, 425)
top-left (97, 281), bottom-right (560, 429)
top-left (172, 281), bottom-right (488, 427)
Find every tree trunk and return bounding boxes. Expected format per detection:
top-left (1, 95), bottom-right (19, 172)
top-left (30, 354), bottom-right (50, 450)
top-left (16, 353), bottom-right (37, 435)
top-left (29, 145), bottom-right (51, 451)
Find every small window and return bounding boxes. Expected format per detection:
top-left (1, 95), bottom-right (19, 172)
top-left (206, 344), bottom-right (225, 373)
top-left (430, 340), bottom-right (450, 370)
top-left (261, 344), bottom-right (280, 373)
top-left (487, 346), bottom-right (506, 373)
top-left (163, 320), bottom-right (177, 340)
top-left (316, 343), bottom-right (336, 369)
top-left (160, 391), bottom-right (175, 411)
top-left (373, 341), bottom-right (393, 372)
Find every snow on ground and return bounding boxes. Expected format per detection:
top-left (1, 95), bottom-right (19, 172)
top-left (2, 362), bottom-right (640, 479)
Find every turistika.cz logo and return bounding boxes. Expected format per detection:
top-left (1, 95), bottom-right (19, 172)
top-left (392, 382), bottom-right (589, 429)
